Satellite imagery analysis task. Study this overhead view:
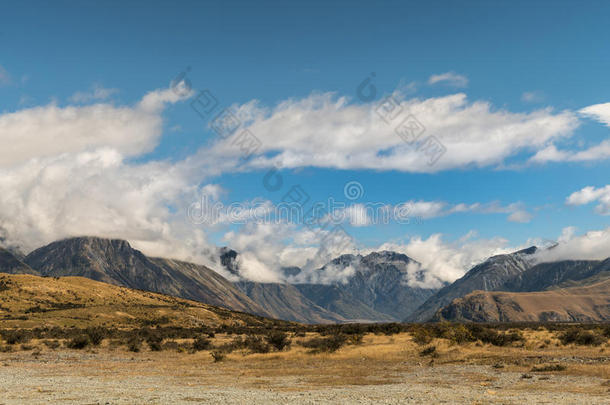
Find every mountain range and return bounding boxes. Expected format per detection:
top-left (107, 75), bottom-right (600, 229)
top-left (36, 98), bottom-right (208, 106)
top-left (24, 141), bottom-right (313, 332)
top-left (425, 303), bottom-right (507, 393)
top-left (1, 236), bottom-right (609, 323)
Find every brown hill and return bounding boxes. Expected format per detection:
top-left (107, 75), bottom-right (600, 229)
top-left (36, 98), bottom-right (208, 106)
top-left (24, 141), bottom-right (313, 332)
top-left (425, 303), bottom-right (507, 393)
top-left (433, 276), bottom-right (610, 322)
top-left (0, 273), bottom-right (282, 329)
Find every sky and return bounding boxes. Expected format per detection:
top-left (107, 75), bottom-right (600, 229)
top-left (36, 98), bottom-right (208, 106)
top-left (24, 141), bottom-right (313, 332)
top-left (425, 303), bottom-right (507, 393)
top-left (1, 0), bottom-right (609, 286)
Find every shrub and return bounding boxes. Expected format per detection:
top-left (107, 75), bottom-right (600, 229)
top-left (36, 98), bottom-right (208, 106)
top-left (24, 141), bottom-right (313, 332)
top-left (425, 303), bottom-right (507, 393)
top-left (411, 328), bottom-right (433, 346)
top-left (300, 334), bottom-right (347, 353)
top-left (66, 335), bottom-right (89, 350)
top-left (147, 336), bottom-right (163, 351)
top-left (419, 345), bottom-right (437, 357)
top-left (558, 328), bottom-right (605, 346)
top-left (127, 336), bottom-right (142, 352)
top-left (192, 336), bottom-right (212, 351)
top-left (348, 333), bottom-right (364, 345)
top-left (244, 335), bottom-right (270, 354)
top-left (85, 327), bottom-right (105, 346)
top-left (161, 340), bottom-right (180, 351)
top-left (2, 329), bottom-right (31, 345)
top-left (443, 324), bottom-right (473, 345)
top-left (42, 339), bottom-right (60, 350)
top-left (265, 331), bottom-right (291, 352)
top-left (468, 326), bottom-right (524, 347)
top-left (379, 323), bottom-right (403, 336)
top-left (531, 364), bottom-right (566, 372)
top-left (211, 350), bottom-right (225, 362)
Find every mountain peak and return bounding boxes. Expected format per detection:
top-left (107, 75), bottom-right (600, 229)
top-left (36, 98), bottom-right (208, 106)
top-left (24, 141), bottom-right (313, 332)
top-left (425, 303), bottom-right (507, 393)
top-left (49, 236), bottom-right (134, 250)
top-left (363, 250), bottom-right (415, 265)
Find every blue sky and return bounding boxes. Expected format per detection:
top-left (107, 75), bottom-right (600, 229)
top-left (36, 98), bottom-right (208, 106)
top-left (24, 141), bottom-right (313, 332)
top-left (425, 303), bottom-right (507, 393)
top-left (1, 1), bottom-right (609, 283)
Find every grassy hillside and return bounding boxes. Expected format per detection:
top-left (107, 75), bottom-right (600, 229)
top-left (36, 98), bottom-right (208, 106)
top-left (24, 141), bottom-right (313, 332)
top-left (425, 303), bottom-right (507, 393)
top-left (0, 273), bottom-right (283, 329)
top-left (434, 277), bottom-right (610, 322)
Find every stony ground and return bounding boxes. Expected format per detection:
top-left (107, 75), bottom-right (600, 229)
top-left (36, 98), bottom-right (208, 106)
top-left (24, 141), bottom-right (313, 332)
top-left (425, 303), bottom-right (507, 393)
top-left (1, 348), bottom-right (608, 404)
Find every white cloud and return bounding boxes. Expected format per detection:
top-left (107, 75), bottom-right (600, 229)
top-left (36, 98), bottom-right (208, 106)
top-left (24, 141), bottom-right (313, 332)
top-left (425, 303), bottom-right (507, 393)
top-left (534, 226), bottom-right (610, 262)
top-left (0, 85), bottom-right (192, 169)
top-left (0, 65), bottom-right (10, 86)
top-left (204, 92), bottom-right (578, 174)
top-left (521, 91), bottom-right (544, 103)
top-left (69, 84), bottom-right (119, 103)
top-left (0, 83), bottom-right (222, 271)
top-left (507, 210), bottom-right (533, 223)
top-left (222, 221), bottom-right (357, 283)
top-left (405, 200), bottom-right (533, 223)
top-left (428, 72), bottom-right (468, 87)
top-left (529, 102), bottom-right (610, 164)
top-left (566, 185), bottom-right (610, 215)
top-left (530, 141), bottom-right (610, 163)
top-left (375, 233), bottom-right (516, 288)
top-left (580, 102), bottom-right (610, 126)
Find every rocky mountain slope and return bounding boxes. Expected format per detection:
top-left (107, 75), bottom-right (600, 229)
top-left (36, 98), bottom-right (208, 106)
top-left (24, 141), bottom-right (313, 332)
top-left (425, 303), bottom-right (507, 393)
top-left (497, 258), bottom-right (610, 292)
top-left (0, 273), bottom-right (281, 329)
top-left (224, 249), bottom-right (440, 322)
top-left (234, 281), bottom-right (347, 323)
top-left (22, 237), bottom-right (269, 317)
top-left (302, 252), bottom-right (438, 321)
top-left (433, 274), bottom-right (610, 322)
top-left (0, 247), bottom-right (37, 275)
top-left (406, 247), bottom-right (538, 322)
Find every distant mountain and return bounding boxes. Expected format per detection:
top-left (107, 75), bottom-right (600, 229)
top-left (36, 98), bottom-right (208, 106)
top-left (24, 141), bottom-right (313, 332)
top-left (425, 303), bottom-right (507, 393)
top-left (497, 259), bottom-right (610, 292)
top-left (433, 274), bottom-right (610, 322)
top-left (0, 247), bottom-right (37, 275)
top-left (12, 235), bottom-right (608, 325)
top-left (298, 252), bottom-right (439, 321)
top-left (294, 283), bottom-right (394, 322)
top-left (23, 237), bottom-right (269, 317)
top-left (406, 247), bottom-right (538, 322)
top-left (224, 249), bottom-right (440, 322)
top-left (235, 281), bottom-right (347, 323)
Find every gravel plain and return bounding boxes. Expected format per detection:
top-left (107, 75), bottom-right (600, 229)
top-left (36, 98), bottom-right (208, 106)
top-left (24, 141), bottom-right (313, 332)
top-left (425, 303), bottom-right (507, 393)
top-left (1, 350), bottom-right (608, 404)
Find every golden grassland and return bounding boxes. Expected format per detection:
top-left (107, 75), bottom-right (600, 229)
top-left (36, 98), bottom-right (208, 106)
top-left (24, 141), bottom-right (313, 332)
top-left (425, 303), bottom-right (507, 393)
top-left (0, 273), bottom-right (282, 329)
top-left (2, 330), bottom-right (609, 389)
top-left (1, 272), bottom-right (609, 399)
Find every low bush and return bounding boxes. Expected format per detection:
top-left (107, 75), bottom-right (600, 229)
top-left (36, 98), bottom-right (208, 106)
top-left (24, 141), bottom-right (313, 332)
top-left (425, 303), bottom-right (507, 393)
top-left (147, 337), bottom-right (163, 351)
top-left (411, 328), bottom-right (433, 346)
top-left (66, 335), bottom-right (89, 350)
top-left (300, 334), bottom-right (347, 353)
top-left (442, 324), bottom-right (473, 345)
top-left (161, 340), bottom-right (180, 351)
top-left (531, 364), bottom-right (566, 372)
top-left (42, 339), bottom-right (60, 349)
top-left (211, 350), bottom-right (225, 362)
top-left (244, 335), bottom-right (270, 354)
top-left (419, 345), bottom-right (437, 357)
top-left (85, 327), bottom-right (106, 346)
top-left (558, 328), bottom-right (605, 346)
top-left (265, 331), bottom-right (291, 352)
top-left (192, 336), bottom-right (212, 351)
top-left (1, 329), bottom-right (31, 345)
top-left (468, 325), bottom-right (524, 346)
top-left (126, 336), bottom-right (142, 352)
